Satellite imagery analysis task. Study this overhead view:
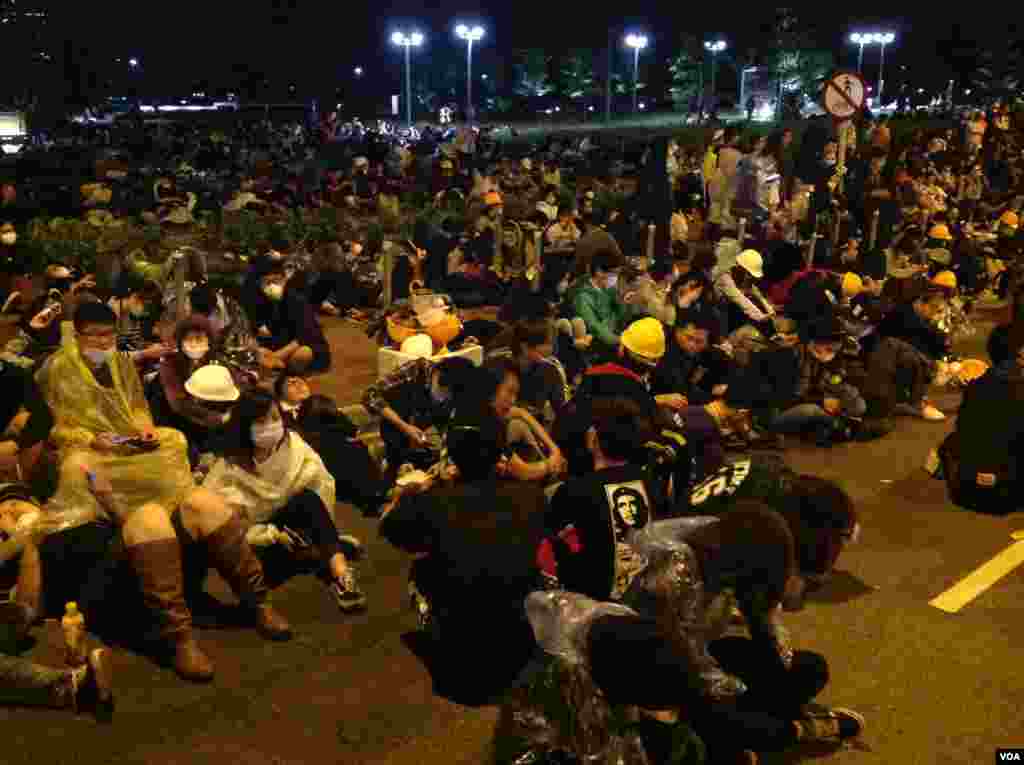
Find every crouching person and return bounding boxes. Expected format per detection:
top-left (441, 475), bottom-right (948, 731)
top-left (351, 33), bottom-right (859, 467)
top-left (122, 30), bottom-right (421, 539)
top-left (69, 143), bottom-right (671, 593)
top-left (929, 342), bottom-right (1024, 514)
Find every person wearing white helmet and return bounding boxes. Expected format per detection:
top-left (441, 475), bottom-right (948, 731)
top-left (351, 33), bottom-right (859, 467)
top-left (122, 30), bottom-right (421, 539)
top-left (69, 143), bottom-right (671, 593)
top-left (712, 244), bottom-right (777, 338)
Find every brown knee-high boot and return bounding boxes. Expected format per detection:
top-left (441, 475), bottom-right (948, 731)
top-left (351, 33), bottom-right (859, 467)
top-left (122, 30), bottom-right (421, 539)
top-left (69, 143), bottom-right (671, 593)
top-left (125, 540), bottom-right (215, 682)
top-left (203, 515), bottom-right (292, 641)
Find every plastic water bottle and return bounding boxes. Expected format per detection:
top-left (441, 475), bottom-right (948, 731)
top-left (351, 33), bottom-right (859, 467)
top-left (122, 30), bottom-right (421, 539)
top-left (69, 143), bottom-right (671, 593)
top-left (62, 602), bottom-right (87, 667)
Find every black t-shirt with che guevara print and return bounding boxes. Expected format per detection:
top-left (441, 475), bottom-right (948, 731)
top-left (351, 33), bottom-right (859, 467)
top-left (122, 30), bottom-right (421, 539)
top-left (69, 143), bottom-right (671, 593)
top-left (546, 464), bottom-right (664, 601)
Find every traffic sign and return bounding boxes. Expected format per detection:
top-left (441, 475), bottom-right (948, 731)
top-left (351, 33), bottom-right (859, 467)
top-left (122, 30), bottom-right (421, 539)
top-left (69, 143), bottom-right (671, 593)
top-left (823, 71), bottom-right (866, 121)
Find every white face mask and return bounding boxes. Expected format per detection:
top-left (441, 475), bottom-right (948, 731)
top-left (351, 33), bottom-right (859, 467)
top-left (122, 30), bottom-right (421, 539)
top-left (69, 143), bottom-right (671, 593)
top-left (82, 348), bottom-right (113, 365)
top-left (264, 283), bottom-right (284, 302)
top-left (0, 232), bottom-right (15, 246)
top-left (183, 341), bottom-right (209, 360)
top-left (251, 420), bottom-right (284, 451)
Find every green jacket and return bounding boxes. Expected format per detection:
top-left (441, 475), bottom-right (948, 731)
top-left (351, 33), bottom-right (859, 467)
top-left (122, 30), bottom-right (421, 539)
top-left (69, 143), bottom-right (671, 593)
top-left (573, 281), bottom-right (634, 353)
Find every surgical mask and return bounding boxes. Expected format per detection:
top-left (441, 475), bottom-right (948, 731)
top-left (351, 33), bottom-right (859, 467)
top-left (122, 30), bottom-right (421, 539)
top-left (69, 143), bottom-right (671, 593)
top-left (183, 341), bottom-right (209, 360)
top-left (82, 348), bottom-right (113, 365)
top-left (264, 283), bottom-right (284, 302)
top-left (605, 274), bottom-right (618, 289)
top-left (0, 232), bottom-right (15, 246)
top-left (251, 421), bottom-right (284, 450)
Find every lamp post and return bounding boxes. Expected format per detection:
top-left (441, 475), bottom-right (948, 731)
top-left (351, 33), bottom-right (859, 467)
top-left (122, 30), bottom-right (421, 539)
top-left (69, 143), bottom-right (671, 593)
top-left (625, 34), bottom-right (648, 114)
top-left (391, 31), bottom-right (423, 126)
top-left (876, 32), bottom-right (895, 107)
top-left (456, 24), bottom-right (484, 122)
top-left (704, 40), bottom-right (726, 112)
top-left (354, 67), bottom-right (363, 77)
top-left (850, 33), bottom-right (869, 73)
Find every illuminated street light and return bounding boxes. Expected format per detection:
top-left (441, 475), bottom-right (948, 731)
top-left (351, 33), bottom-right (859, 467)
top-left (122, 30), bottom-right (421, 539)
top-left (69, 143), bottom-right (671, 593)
top-left (850, 33), bottom-right (871, 72)
top-left (850, 32), bottom-right (895, 104)
top-left (456, 23), bottom-right (485, 121)
top-left (128, 58), bottom-right (139, 68)
top-left (704, 40), bottom-right (727, 106)
top-left (354, 67), bottom-right (363, 77)
top-left (391, 31), bottom-right (424, 125)
top-left (876, 32), bottom-right (895, 106)
top-left (625, 34), bottom-right (648, 114)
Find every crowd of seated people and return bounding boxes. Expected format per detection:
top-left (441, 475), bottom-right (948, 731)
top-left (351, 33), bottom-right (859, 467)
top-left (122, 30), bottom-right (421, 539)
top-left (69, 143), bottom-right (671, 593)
top-left (0, 104), bottom-right (1018, 764)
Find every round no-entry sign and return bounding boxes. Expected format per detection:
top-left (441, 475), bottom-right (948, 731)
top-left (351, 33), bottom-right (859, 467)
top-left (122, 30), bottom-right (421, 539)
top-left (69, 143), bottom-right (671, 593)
top-left (823, 71), bottom-right (866, 121)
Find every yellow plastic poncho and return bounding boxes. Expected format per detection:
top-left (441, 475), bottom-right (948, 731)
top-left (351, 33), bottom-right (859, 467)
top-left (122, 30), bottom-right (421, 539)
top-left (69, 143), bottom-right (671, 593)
top-left (34, 340), bottom-right (193, 533)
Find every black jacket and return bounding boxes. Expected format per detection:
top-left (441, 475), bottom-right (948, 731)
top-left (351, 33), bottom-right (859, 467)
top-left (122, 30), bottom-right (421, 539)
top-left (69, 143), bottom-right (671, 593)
top-left (650, 339), bottom-right (727, 406)
top-left (877, 302), bottom-right (950, 360)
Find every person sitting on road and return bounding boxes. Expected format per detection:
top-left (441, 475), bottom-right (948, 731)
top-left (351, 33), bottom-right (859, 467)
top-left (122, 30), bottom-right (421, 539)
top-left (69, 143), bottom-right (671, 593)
top-left (932, 328), bottom-right (1024, 515)
top-left (862, 284), bottom-right (952, 421)
top-left (362, 354), bottom-right (476, 472)
top-left (572, 250), bottom-right (635, 360)
top-left (200, 389), bottom-right (366, 612)
top-left (650, 305), bottom-right (730, 409)
top-left (378, 411), bottom-right (550, 704)
top-left (544, 203), bottom-right (582, 249)
top-left (730, 315), bottom-right (886, 446)
top-left (275, 378), bottom-right (389, 517)
top-left (517, 505), bottom-right (865, 765)
top-left (485, 318), bottom-right (569, 428)
top-left (36, 301), bottom-right (198, 528)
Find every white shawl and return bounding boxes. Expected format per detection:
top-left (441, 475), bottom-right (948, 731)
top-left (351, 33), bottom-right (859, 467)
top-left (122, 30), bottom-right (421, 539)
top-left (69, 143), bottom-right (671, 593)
top-left (202, 432), bottom-right (336, 525)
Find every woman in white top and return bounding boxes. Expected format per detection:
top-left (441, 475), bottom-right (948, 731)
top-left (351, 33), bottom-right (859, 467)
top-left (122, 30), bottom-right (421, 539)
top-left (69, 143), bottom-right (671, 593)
top-left (201, 389), bottom-right (366, 612)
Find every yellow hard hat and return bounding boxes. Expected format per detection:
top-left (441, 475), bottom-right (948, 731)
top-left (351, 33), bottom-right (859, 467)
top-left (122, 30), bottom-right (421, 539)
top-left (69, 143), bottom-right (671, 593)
top-left (620, 317), bottom-right (666, 366)
top-left (928, 223), bottom-right (953, 241)
top-left (931, 270), bottom-right (958, 289)
top-left (1000, 211), bottom-right (1019, 228)
top-left (957, 358), bottom-right (989, 384)
top-left (841, 272), bottom-right (864, 298)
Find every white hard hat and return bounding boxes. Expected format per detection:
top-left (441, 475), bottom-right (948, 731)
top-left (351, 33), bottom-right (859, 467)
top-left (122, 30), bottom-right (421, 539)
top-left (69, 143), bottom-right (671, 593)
top-left (736, 249), bottom-right (764, 279)
top-left (400, 334), bottom-right (434, 359)
top-left (184, 364), bottom-right (240, 402)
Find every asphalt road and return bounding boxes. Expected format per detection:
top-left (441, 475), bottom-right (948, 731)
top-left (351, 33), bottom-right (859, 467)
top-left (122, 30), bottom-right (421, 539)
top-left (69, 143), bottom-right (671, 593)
top-left (3, 313), bottom-right (1022, 765)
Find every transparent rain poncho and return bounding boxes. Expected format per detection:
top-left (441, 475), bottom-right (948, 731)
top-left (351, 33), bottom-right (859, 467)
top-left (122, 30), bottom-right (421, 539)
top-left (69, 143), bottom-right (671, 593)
top-left (494, 590), bottom-right (706, 765)
top-left (33, 338), bottom-right (194, 535)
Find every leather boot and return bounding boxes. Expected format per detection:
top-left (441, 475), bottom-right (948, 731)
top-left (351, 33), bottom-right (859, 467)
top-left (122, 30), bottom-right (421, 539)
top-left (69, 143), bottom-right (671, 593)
top-left (204, 515), bottom-right (292, 641)
top-left (125, 540), bottom-right (215, 682)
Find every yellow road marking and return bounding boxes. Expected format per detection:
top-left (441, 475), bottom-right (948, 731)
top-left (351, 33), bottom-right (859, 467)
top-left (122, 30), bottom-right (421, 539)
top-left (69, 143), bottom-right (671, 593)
top-left (930, 533), bottom-right (1024, 613)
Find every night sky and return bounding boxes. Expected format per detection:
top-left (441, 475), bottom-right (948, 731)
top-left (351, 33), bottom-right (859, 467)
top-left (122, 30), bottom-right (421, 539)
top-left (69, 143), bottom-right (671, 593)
top-left (70, 4), bottom-right (1010, 97)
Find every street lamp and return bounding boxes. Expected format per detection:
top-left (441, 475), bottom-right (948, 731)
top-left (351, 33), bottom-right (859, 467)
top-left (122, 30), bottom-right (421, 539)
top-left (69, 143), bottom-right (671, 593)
top-left (354, 67), bottom-right (363, 77)
top-left (704, 40), bottom-right (727, 108)
top-left (625, 34), bottom-right (648, 114)
top-left (128, 57), bottom-right (139, 68)
top-left (876, 32), bottom-right (895, 107)
top-left (455, 24), bottom-right (485, 122)
top-left (850, 33), bottom-right (870, 73)
top-left (391, 31), bottom-right (424, 126)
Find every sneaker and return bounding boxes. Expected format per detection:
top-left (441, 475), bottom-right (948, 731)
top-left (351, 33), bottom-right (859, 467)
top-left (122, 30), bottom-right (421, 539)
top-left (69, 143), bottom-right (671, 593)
top-left (337, 533), bottom-right (364, 562)
top-left (920, 402), bottom-right (947, 421)
top-left (67, 647), bottom-right (115, 720)
top-left (796, 706), bottom-right (865, 743)
top-left (329, 569), bottom-right (367, 613)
